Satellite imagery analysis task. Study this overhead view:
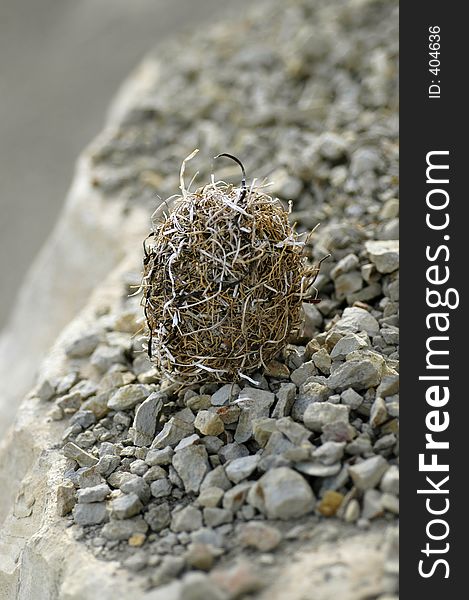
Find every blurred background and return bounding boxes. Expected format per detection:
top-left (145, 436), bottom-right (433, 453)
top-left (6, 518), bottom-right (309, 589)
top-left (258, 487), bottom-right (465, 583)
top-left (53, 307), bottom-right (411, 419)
top-left (0, 0), bottom-right (249, 329)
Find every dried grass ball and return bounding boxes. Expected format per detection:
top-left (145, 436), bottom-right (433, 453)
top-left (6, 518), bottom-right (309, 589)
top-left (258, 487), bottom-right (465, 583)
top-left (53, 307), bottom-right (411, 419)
top-left (141, 152), bottom-right (320, 384)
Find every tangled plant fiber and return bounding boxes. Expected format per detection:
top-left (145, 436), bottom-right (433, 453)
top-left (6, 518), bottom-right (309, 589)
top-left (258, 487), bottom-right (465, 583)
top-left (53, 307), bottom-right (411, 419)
top-left (141, 151), bottom-right (322, 383)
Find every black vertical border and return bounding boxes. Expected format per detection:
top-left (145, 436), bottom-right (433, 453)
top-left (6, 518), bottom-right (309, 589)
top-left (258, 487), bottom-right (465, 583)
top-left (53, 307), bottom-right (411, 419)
top-left (401, 2), bottom-right (466, 597)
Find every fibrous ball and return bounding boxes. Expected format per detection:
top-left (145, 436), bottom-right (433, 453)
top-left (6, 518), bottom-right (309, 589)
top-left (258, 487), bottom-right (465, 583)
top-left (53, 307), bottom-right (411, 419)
top-left (141, 155), bottom-right (319, 383)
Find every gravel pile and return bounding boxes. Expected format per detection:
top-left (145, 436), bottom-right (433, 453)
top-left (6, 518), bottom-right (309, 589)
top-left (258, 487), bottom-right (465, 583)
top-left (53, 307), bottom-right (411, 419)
top-left (36, 0), bottom-right (398, 596)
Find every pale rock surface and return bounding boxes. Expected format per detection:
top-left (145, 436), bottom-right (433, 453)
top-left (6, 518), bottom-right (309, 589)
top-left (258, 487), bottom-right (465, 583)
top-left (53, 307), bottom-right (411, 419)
top-left (0, 254), bottom-right (171, 600)
top-left (0, 0), bottom-right (398, 595)
top-left (0, 61), bottom-right (157, 439)
top-left (0, 239), bottom-right (394, 600)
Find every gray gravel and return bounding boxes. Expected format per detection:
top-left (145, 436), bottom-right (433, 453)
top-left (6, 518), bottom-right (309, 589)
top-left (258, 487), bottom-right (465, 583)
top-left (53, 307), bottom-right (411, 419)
top-left (36, 0), bottom-right (400, 596)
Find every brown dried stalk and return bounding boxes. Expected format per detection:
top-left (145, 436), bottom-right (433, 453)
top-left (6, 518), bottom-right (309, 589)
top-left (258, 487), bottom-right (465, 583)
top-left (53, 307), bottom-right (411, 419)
top-left (141, 152), bottom-right (321, 383)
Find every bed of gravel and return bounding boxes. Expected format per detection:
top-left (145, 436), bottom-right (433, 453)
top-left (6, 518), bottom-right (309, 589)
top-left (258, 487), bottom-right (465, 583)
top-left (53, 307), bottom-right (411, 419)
top-left (34, 0), bottom-right (398, 597)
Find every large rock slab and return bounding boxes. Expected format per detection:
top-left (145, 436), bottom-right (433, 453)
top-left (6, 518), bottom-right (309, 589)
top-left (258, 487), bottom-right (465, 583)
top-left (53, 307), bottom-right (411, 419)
top-left (0, 0), bottom-right (398, 596)
top-left (0, 62), bottom-right (156, 439)
top-left (0, 255), bottom-right (166, 600)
